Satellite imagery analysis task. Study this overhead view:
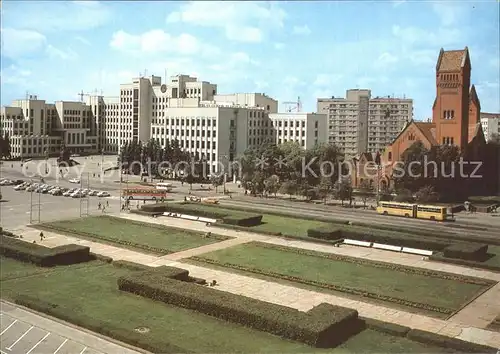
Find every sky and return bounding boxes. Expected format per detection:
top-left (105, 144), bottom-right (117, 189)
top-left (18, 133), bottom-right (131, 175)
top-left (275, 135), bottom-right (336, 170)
top-left (1, 0), bottom-right (499, 121)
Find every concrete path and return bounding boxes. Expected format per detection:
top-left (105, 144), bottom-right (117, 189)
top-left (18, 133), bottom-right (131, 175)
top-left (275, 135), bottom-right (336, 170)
top-left (9, 217), bottom-right (500, 348)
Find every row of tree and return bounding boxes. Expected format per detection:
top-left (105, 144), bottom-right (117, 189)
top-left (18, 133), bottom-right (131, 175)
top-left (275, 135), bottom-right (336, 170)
top-left (0, 133), bottom-right (11, 159)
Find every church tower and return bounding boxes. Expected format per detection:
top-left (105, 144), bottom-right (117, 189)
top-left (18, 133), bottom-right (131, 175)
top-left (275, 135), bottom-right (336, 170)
top-left (432, 47), bottom-right (471, 149)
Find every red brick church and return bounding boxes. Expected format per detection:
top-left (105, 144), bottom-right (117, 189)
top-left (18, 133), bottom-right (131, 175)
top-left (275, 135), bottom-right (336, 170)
top-left (352, 47), bottom-right (492, 193)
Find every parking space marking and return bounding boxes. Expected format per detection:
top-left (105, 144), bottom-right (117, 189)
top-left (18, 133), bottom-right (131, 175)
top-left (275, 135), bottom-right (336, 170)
top-left (53, 338), bottom-right (68, 354)
top-left (79, 347), bottom-right (87, 354)
top-left (5, 325), bottom-right (33, 350)
top-left (0, 320), bottom-right (17, 335)
top-left (25, 332), bottom-right (51, 354)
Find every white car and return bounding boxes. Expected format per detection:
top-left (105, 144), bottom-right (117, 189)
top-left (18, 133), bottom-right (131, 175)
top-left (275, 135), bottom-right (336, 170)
top-left (63, 189), bottom-right (76, 197)
top-left (97, 191), bottom-right (110, 197)
top-left (69, 178), bottom-right (81, 184)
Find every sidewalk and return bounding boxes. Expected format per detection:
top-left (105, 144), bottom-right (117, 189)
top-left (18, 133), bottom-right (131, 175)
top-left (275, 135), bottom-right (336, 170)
top-left (11, 219), bottom-right (500, 348)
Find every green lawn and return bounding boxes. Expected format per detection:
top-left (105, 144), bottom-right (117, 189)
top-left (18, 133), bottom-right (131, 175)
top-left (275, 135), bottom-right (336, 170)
top-left (484, 245), bottom-right (500, 268)
top-left (0, 257), bottom-right (450, 353)
top-left (250, 214), bottom-right (330, 237)
top-left (38, 216), bottom-right (231, 255)
top-left (189, 242), bottom-right (492, 317)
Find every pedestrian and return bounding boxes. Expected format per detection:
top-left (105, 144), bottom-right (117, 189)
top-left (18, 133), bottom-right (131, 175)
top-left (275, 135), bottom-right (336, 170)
top-left (39, 231), bottom-right (44, 241)
top-left (98, 202), bottom-right (101, 210)
top-left (106, 200), bottom-right (109, 207)
top-left (102, 206), bottom-right (106, 213)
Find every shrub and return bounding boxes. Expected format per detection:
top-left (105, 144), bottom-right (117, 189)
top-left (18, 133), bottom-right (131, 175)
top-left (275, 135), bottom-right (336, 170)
top-left (90, 253), bottom-right (113, 263)
top-left (118, 272), bottom-right (363, 348)
top-left (129, 209), bottom-right (163, 217)
top-left (407, 329), bottom-right (497, 353)
top-left (0, 235), bottom-right (91, 267)
top-left (443, 243), bottom-right (488, 261)
top-left (112, 260), bottom-right (155, 272)
top-left (361, 317), bottom-right (410, 337)
top-left (339, 229), bottom-right (450, 251)
top-left (15, 295), bottom-right (188, 353)
top-left (307, 227), bottom-right (342, 240)
top-left (222, 214), bottom-right (263, 227)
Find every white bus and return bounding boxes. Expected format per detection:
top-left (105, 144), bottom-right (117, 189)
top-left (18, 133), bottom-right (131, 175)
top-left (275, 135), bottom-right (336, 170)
top-left (155, 182), bottom-right (172, 191)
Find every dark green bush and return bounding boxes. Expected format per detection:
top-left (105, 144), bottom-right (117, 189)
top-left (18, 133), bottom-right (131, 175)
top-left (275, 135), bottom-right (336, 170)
top-left (112, 260), bottom-right (155, 272)
top-left (118, 272), bottom-right (363, 348)
top-left (361, 317), bottom-right (410, 337)
top-left (307, 227), bottom-right (342, 240)
top-left (15, 295), bottom-right (188, 353)
top-left (407, 329), bottom-right (497, 353)
top-left (90, 253), bottom-right (113, 263)
top-left (339, 229), bottom-right (450, 251)
top-left (129, 209), bottom-right (163, 217)
top-left (222, 214), bottom-right (263, 227)
top-left (443, 243), bottom-right (488, 261)
top-left (0, 235), bottom-right (91, 266)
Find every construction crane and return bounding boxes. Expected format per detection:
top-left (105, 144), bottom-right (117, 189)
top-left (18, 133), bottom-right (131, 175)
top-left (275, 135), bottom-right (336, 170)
top-left (283, 96), bottom-right (302, 113)
top-left (77, 90), bottom-right (92, 102)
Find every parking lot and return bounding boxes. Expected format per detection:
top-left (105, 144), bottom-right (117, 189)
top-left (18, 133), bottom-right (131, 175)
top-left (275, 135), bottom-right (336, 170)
top-left (0, 302), bottom-right (141, 354)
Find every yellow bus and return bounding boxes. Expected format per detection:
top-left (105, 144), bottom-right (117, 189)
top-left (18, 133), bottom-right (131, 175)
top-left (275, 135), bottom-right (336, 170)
top-left (416, 205), bottom-right (448, 221)
top-left (377, 201), bottom-right (450, 221)
top-left (377, 202), bottom-right (417, 218)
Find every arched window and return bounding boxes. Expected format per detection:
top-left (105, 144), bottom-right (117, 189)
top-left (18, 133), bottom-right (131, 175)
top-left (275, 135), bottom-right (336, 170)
top-left (451, 110), bottom-right (455, 119)
top-left (443, 110), bottom-right (447, 119)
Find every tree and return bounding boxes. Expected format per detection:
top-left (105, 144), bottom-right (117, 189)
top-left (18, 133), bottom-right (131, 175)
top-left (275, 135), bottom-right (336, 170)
top-left (210, 174), bottom-right (224, 193)
top-left (394, 188), bottom-right (413, 202)
top-left (415, 185), bottom-right (439, 203)
top-left (1, 133), bottom-right (11, 159)
top-left (279, 180), bottom-right (298, 199)
top-left (264, 175), bottom-right (280, 197)
top-left (333, 177), bottom-right (353, 206)
top-left (317, 176), bottom-right (333, 204)
top-left (488, 133), bottom-right (500, 145)
top-left (358, 179), bottom-right (373, 209)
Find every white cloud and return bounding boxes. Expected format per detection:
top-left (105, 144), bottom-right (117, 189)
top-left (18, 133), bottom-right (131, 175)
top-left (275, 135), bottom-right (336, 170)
top-left (166, 1), bottom-right (286, 43)
top-left (1, 28), bottom-right (46, 59)
top-left (431, 3), bottom-right (465, 27)
top-left (3, 1), bottom-right (111, 32)
top-left (392, 25), bottom-right (462, 46)
top-left (313, 74), bottom-right (343, 87)
top-left (109, 30), bottom-right (219, 57)
top-left (374, 52), bottom-right (399, 68)
top-left (75, 36), bottom-right (91, 46)
top-left (46, 45), bottom-right (78, 60)
top-left (274, 43), bottom-right (285, 50)
top-left (1, 65), bottom-right (33, 87)
top-left (292, 25), bottom-right (311, 36)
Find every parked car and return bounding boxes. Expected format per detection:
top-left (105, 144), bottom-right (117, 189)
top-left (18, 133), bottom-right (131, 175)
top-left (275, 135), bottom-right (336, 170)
top-left (69, 178), bottom-right (81, 184)
top-left (97, 191), bottom-right (110, 197)
top-left (89, 190), bottom-right (99, 196)
top-left (63, 189), bottom-right (76, 197)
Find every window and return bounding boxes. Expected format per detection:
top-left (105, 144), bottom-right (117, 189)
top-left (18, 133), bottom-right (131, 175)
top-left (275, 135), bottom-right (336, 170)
top-left (388, 152), bottom-right (392, 161)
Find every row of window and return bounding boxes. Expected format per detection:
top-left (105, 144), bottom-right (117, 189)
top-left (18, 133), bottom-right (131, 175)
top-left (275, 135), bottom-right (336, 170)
top-left (443, 110), bottom-right (455, 119)
top-left (442, 137), bottom-right (455, 145)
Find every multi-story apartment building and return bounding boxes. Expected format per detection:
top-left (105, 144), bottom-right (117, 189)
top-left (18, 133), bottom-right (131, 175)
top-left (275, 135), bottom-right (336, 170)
top-left (268, 113), bottom-right (328, 149)
top-left (317, 89), bottom-right (413, 156)
top-left (480, 112), bottom-right (500, 142)
top-left (0, 95), bottom-right (99, 159)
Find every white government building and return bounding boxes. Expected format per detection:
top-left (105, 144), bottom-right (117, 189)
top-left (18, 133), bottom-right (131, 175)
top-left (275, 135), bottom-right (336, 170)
top-left (0, 74), bottom-right (328, 173)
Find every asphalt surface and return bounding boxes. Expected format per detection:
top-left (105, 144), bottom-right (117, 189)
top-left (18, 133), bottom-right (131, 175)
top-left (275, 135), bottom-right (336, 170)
top-left (0, 302), bottom-right (142, 354)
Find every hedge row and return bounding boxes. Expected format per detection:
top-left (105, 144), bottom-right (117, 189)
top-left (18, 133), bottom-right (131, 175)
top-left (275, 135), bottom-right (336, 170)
top-left (211, 223), bottom-right (343, 247)
top-left (118, 271), bottom-right (364, 348)
top-left (190, 255), bottom-right (453, 315)
top-left (361, 318), bottom-right (497, 352)
top-left (89, 253), bottom-right (113, 263)
top-left (0, 235), bottom-right (91, 267)
top-left (112, 261), bottom-right (206, 284)
top-left (142, 202), bottom-right (264, 226)
top-left (14, 295), bottom-right (189, 354)
top-left (307, 227), bottom-right (342, 241)
top-left (129, 209), bottom-right (163, 217)
top-left (407, 329), bottom-right (497, 353)
top-left (429, 254), bottom-right (500, 272)
top-left (443, 243), bottom-right (489, 261)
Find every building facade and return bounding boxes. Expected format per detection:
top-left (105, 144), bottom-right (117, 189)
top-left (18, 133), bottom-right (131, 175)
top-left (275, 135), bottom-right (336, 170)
top-left (317, 89), bottom-right (413, 156)
top-left (0, 95), bottom-right (99, 159)
top-left (480, 112), bottom-right (500, 142)
top-left (268, 113), bottom-right (328, 149)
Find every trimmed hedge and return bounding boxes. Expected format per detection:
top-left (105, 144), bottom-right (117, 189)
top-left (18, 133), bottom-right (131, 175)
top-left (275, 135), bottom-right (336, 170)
top-left (339, 229), bottom-right (450, 251)
top-left (142, 202), bottom-right (264, 227)
top-left (129, 209), bottom-right (163, 217)
top-left (0, 235), bottom-right (91, 267)
top-left (14, 295), bottom-right (188, 354)
top-left (361, 317), bottom-right (410, 337)
top-left (112, 260), bottom-right (155, 272)
top-left (407, 329), bottom-right (497, 353)
top-left (443, 243), bottom-right (489, 261)
top-left (307, 227), bottom-right (342, 241)
top-left (118, 272), bottom-right (364, 348)
top-left (90, 253), bottom-right (113, 263)
top-left (429, 254), bottom-right (500, 272)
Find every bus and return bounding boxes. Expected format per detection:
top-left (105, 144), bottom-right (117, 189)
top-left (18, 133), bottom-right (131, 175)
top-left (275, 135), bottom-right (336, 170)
top-left (122, 188), bottom-right (167, 201)
top-left (377, 201), bottom-right (450, 221)
top-left (155, 182), bottom-right (173, 191)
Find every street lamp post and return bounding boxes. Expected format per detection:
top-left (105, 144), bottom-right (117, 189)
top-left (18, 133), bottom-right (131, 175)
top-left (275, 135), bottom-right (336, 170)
top-left (44, 149), bottom-right (49, 175)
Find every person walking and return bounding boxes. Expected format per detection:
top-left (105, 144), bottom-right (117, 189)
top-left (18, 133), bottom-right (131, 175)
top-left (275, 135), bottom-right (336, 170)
top-left (39, 231), bottom-right (44, 241)
top-left (106, 200), bottom-right (109, 207)
top-left (98, 202), bottom-right (102, 210)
